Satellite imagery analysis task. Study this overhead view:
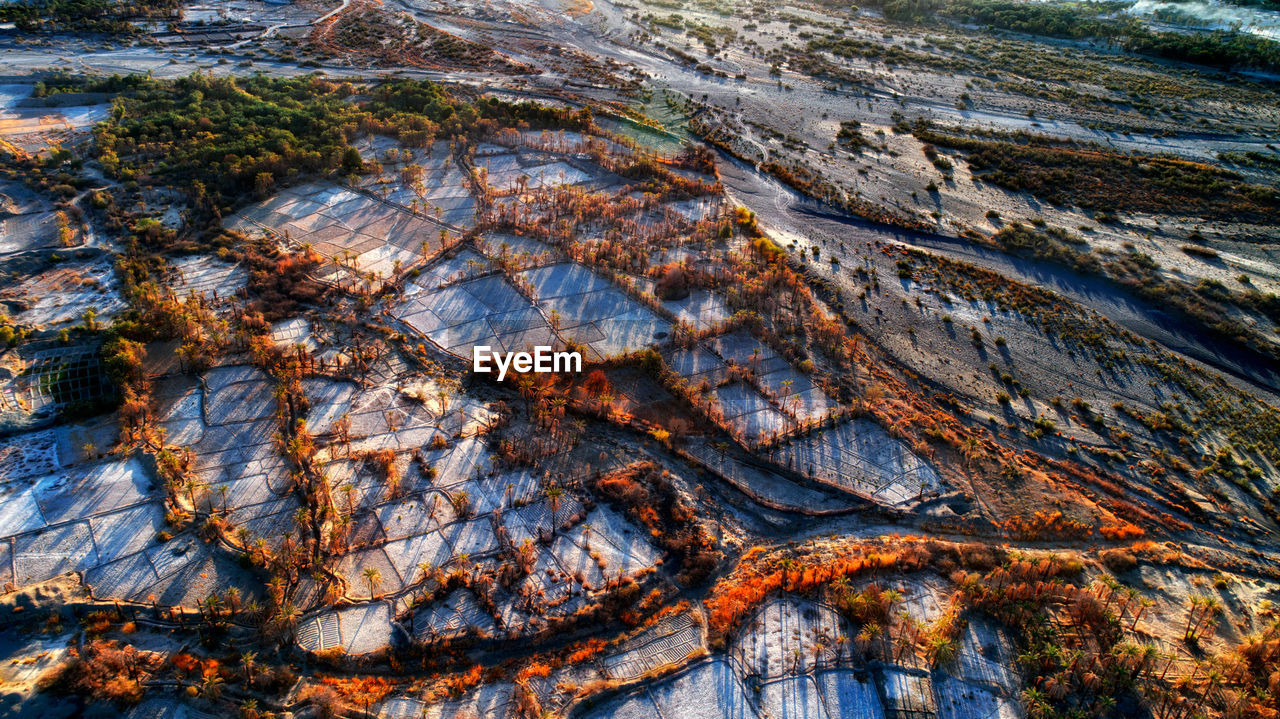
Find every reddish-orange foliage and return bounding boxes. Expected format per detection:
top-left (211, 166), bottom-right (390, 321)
top-left (170, 653), bottom-right (201, 675)
top-left (705, 546), bottom-right (905, 638)
top-left (37, 640), bottom-right (159, 708)
top-left (318, 675), bottom-right (396, 708)
top-left (565, 639), bottom-right (606, 664)
top-left (999, 510), bottom-right (1092, 541)
top-left (445, 665), bottom-right (484, 697)
top-left (516, 662), bottom-right (552, 682)
top-left (1099, 522), bottom-right (1146, 540)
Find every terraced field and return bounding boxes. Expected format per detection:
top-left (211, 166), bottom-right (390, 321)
top-left (0, 0), bottom-right (1278, 717)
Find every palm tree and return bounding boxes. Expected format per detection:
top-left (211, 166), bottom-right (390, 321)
top-left (201, 673), bottom-right (225, 699)
top-left (241, 651), bottom-right (257, 687)
top-left (276, 603), bottom-right (301, 641)
top-left (184, 476), bottom-right (202, 508)
top-left (204, 594), bottom-right (222, 624)
top-left (1021, 688), bottom-right (1052, 719)
top-left (545, 486), bottom-right (564, 525)
top-left (362, 566), bottom-right (382, 599)
top-left (450, 490), bottom-right (471, 517)
top-left (518, 538), bottom-right (536, 569)
top-left (224, 587), bottom-right (241, 616)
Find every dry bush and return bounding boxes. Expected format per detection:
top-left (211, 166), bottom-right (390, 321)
top-left (654, 262), bottom-right (691, 300)
top-left (1099, 548), bottom-right (1139, 573)
top-left (298, 684), bottom-right (341, 719)
top-left (37, 640), bottom-right (158, 708)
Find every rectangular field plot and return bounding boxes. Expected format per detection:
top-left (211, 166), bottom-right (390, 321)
top-left (13, 520), bottom-right (97, 584)
top-left (879, 668), bottom-right (937, 717)
top-left (411, 248), bottom-right (492, 289)
top-left (393, 274), bottom-right (551, 358)
top-left (517, 263), bottom-right (613, 299)
top-left (0, 483), bottom-right (45, 540)
top-left (760, 676), bottom-right (830, 719)
top-left (382, 530), bottom-right (452, 584)
top-left (661, 289), bottom-right (732, 332)
top-left (227, 181), bottom-right (450, 283)
top-left (335, 548), bottom-right (404, 599)
top-left (665, 346), bottom-right (729, 383)
top-left (89, 502), bottom-right (165, 565)
top-left (601, 613), bottom-right (702, 681)
top-left (476, 233), bottom-right (556, 264)
top-left (711, 383), bottom-right (790, 442)
top-left (710, 331), bottom-right (784, 367)
top-left (35, 456), bottom-right (153, 525)
top-left (933, 675), bottom-right (1021, 719)
top-left (713, 382), bottom-right (775, 418)
top-left (948, 618), bottom-right (1020, 694)
top-left (84, 552), bottom-right (161, 603)
top-left (516, 263), bottom-right (670, 360)
top-left (375, 499), bottom-right (445, 542)
top-left (772, 419), bottom-right (943, 505)
top-left (353, 139), bottom-right (476, 227)
top-left (582, 691), bottom-right (663, 719)
top-left (475, 154), bottom-right (593, 193)
top-left (419, 437), bottom-right (492, 488)
top-left (10, 257), bottom-right (128, 329)
top-left (412, 588), bottom-right (497, 641)
top-left (168, 255), bottom-right (247, 304)
top-left (301, 603), bottom-right (398, 655)
top-left (685, 441), bottom-right (856, 514)
top-left (731, 597), bottom-right (847, 678)
top-left (644, 660), bottom-right (760, 719)
top-left (559, 506), bottom-right (660, 578)
top-left (662, 197), bottom-right (721, 223)
top-left (815, 670), bottom-right (887, 719)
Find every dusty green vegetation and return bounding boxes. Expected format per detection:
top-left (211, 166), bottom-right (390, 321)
top-left (914, 124), bottom-right (1280, 222)
top-left (94, 73), bottom-right (589, 238)
top-left (976, 222), bottom-right (1280, 359)
top-left (0, 0), bottom-right (179, 33)
top-left (892, 244), bottom-right (1280, 472)
top-left (821, 0), bottom-right (1280, 70)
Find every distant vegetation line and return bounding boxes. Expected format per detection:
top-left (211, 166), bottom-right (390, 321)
top-left (824, 0), bottom-right (1280, 71)
top-left (912, 123), bottom-right (1280, 223)
top-left (0, 0), bottom-right (180, 33)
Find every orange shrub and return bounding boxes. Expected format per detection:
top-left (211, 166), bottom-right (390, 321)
top-left (1099, 522), bottom-right (1145, 540)
top-left (516, 662), bottom-right (552, 682)
top-left (445, 665), bottom-right (484, 697)
top-left (566, 639), bottom-right (606, 664)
